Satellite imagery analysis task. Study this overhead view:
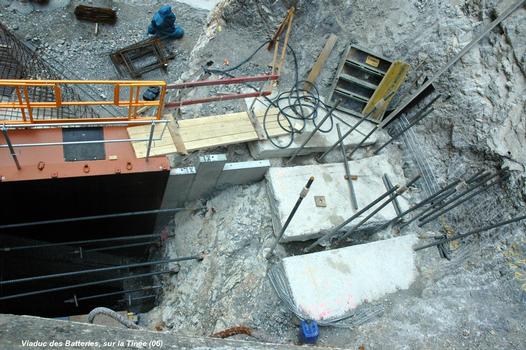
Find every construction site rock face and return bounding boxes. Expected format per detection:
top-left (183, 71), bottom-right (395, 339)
top-left (0, 0), bottom-right (525, 349)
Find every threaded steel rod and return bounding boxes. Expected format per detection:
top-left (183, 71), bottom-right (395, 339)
top-left (415, 214), bottom-right (526, 251)
top-left (381, 179), bottom-right (461, 230)
top-left (0, 254), bottom-right (203, 285)
top-left (316, 91), bottom-right (395, 161)
top-left (65, 286), bottom-right (161, 304)
top-left (1, 127), bottom-right (21, 170)
top-left (417, 172), bottom-right (500, 224)
top-left (383, 174), bottom-right (402, 216)
top-left (267, 177), bottom-right (315, 257)
top-left (287, 102), bottom-right (340, 163)
top-left (80, 240), bottom-right (159, 253)
top-left (418, 174), bottom-right (507, 227)
top-left (305, 183), bottom-right (401, 252)
top-left (337, 174), bottom-right (421, 243)
top-left (0, 270), bottom-right (173, 301)
top-left (399, 188), bottom-right (458, 228)
top-left (0, 207), bottom-right (194, 230)
top-left (400, 170), bottom-right (490, 228)
top-left (0, 233), bottom-right (166, 252)
top-left (347, 124), bottom-right (377, 159)
top-left (337, 123), bottom-right (358, 210)
top-left (466, 169), bottom-right (488, 184)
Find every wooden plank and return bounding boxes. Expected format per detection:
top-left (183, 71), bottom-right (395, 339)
top-left (277, 8), bottom-right (295, 72)
top-left (177, 111), bottom-right (248, 127)
top-left (185, 131), bottom-right (259, 151)
top-left (130, 132), bottom-right (177, 158)
top-left (247, 108), bottom-right (267, 140)
top-left (268, 7), bottom-right (295, 50)
top-left (179, 121), bottom-right (255, 142)
top-left (304, 34), bottom-right (338, 91)
top-left (127, 108), bottom-right (290, 158)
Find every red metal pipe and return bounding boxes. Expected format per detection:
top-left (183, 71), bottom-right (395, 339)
top-left (166, 74), bottom-right (279, 90)
top-left (165, 91), bottom-right (272, 108)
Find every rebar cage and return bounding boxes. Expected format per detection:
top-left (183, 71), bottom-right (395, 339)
top-left (0, 22), bottom-right (166, 124)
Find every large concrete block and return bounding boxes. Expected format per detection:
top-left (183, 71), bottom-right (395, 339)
top-left (217, 160), bottom-right (270, 188)
top-left (282, 234), bottom-right (418, 320)
top-left (266, 154), bottom-right (410, 241)
top-left (187, 154), bottom-right (228, 201)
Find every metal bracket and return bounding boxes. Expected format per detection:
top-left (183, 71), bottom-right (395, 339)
top-left (314, 196), bottom-right (327, 207)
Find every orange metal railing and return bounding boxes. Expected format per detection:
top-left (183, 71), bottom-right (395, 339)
top-left (0, 80), bottom-right (166, 124)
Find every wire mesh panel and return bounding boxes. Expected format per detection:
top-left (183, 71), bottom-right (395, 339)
top-left (387, 114), bottom-right (440, 197)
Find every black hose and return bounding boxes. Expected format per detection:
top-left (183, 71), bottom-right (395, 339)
top-left (203, 41), bottom-right (338, 149)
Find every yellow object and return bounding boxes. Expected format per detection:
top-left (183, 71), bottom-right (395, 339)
top-left (365, 56), bottom-right (380, 67)
top-left (362, 61), bottom-right (410, 121)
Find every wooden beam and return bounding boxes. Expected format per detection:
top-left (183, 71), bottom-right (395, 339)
top-left (268, 7), bottom-right (295, 50)
top-left (304, 34), bottom-right (338, 91)
top-left (277, 8), bottom-right (295, 72)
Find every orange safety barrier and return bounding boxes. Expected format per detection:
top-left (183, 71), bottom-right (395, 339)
top-left (0, 80), bottom-right (166, 124)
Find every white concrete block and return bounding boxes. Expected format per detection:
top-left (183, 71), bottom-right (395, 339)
top-left (266, 154), bottom-right (410, 241)
top-left (282, 234), bottom-right (419, 320)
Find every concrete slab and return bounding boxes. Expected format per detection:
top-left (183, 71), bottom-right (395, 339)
top-left (217, 160), bottom-right (270, 188)
top-left (282, 234), bottom-right (418, 320)
top-left (266, 154), bottom-right (410, 241)
top-left (187, 154), bottom-right (228, 201)
top-left (245, 96), bottom-right (385, 159)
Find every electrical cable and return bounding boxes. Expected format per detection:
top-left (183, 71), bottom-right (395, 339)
top-left (203, 41), bottom-right (341, 150)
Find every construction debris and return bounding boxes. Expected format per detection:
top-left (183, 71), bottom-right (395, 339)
top-left (74, 5), bottom-right (117, 24)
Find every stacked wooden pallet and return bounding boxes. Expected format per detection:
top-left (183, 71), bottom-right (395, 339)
top-left (127, 108), bottom-right (288, 158)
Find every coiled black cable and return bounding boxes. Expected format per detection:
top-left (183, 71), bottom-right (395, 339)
top-left (203, 41), bottom-right (339, 149)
